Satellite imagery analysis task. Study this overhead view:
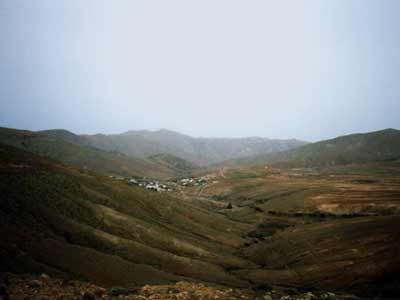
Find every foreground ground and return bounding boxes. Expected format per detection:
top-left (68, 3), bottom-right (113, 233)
top-left (3, 273), bottom-right (364, 300)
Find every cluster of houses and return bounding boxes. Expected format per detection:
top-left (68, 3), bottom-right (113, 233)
top-left (179, 176), bottom-right (211, 186)
top-left (128, 178), bottom-right (173, 192)
top-left (109, 174), bottom-right (216, 193)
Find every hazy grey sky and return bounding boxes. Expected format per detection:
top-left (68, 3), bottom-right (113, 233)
top-left (0, 0), bottom-right (399, 141)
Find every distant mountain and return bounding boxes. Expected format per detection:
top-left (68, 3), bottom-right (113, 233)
top-left (0, 127), bottom-right (306, 177)
top-left (78, 129), bottom-right (307, 166)
top-left (0, 127), bottom-right (179, 179)
top-left (40, 129), bottom-right (90, 146)
top-left (226, 128), bottom-right (400, 168)
top-left (7, 127), bottom-right (399, 172)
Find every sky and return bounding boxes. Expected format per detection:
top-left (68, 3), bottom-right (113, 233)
top-left (0, 0), bottom-right (399, 141)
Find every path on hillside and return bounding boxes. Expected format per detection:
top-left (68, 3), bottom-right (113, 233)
top-left (219, 167), bottom-right (227, 179)
top-left (197, 184), bottom-right (208, 197)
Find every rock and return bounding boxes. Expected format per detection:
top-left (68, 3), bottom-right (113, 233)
top-left (81, 291), bottom-right (95, 300)
top-left (304, 292), bottom-right (315, 300)
top-left (295, 292), bottom-right (315, 300)
top-left (27, 280), bottom-right (42, 288)
top-left (320, 292), bottom-right (336, 299)
top-left (40, 273), bottom-right (50, 281)
top-left (264, 295), bottom-right (274, 300)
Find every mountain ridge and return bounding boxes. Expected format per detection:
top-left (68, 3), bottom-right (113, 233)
top-left (0, 127), bottom-right (184, 179)
top-left (222, 128), bottom-right (400, 168)
top-left (77, 129), bottom-right (307, 166)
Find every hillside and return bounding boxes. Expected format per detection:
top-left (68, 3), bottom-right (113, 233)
top-left (0, 142), bottom-right (255, 287)
top-left (1, 141), bottom-right (400, 297)
top-left (225, 128), bottom-right (400, 168)
top-left (39, 129), bottom-right (90, 147)
top-left (147, 153), bottom-right (198, 176)
top-left (78, 129), bottom-right (307, 166)
top-left (184, 160), bottom-right (400, 296)
top-left (0, 127), bottom-right (179, 179)
top-left (2, 128), bottom-right (400, 298)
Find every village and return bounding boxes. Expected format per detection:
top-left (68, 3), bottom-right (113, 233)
top-left (108, 174), bottom-right (215, 192)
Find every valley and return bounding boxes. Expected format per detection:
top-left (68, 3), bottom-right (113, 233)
top-left (1, 128), bottom-right (400, 299)
top-left (3, 1), bottom-right (400, 299)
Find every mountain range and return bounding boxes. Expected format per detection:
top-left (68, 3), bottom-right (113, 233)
top-left (42, 128), bottom-right (307, 166)
top-left (0, 127), bottom-right (306, 178)
top-left (2, 127), bottom-right (400, 179)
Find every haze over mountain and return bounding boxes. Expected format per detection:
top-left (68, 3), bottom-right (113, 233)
top-left (0, 126), bottom-right (306, 178)
top-left (0, 127), bottom-right (190, 179)
top-left (2, 1), bottom-right (400, 141)
top-left (225, 128), bottom-right (400, 168)
top-left (77, 129), bottom-right (307, 166)
top-left (3, 126), bottom-right (400, 176)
